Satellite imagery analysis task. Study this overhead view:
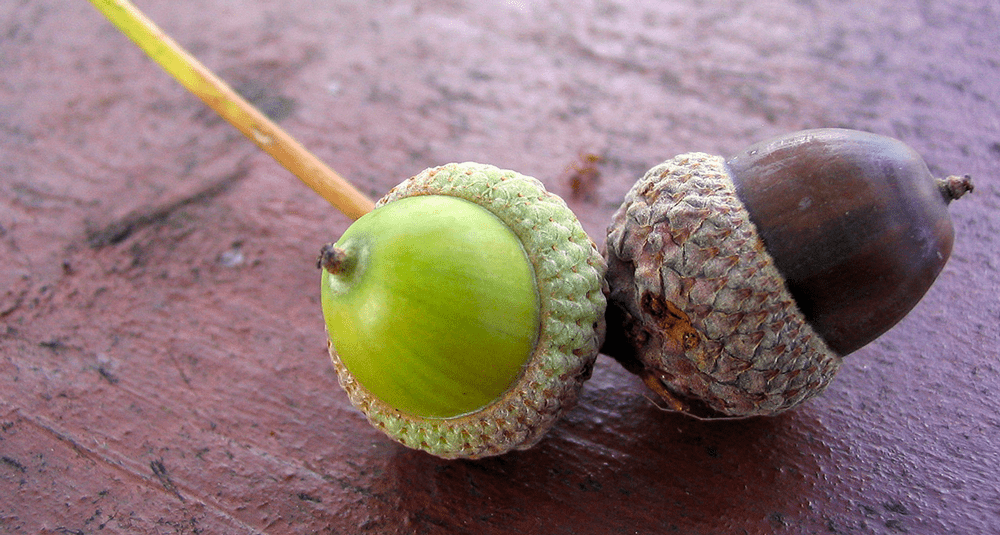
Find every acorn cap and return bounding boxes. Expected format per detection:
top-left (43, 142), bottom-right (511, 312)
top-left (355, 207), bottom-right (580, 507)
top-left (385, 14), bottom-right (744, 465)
top-left (604, 153), bottom-right (841, 418)
top-left (328, 162), bottom-right (607, 458)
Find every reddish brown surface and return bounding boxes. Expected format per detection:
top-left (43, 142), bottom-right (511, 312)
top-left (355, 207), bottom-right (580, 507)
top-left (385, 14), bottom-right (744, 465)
top-left (2, 1), bottom-right (998, 534)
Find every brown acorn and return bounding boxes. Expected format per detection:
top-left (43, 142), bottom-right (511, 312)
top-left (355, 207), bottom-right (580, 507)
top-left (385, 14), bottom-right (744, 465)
top-left (603, 128), bottom-right (972, 418)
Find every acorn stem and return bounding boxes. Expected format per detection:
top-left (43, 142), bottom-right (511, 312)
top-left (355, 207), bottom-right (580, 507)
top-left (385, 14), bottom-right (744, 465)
top-left (87, 0), bottom-right (375, 220)
top-left (318, 244), bottom-right (352, 275)
top-left (938, 174), bottom-right (975, 203)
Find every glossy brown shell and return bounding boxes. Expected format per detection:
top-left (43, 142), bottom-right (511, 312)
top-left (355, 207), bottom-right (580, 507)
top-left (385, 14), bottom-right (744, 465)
top-left (726, 129), bottom-right (955, 355)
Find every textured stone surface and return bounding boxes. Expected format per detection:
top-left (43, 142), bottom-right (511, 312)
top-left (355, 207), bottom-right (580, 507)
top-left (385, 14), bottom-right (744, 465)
top-left (2, 0), bottom-right (998, 533)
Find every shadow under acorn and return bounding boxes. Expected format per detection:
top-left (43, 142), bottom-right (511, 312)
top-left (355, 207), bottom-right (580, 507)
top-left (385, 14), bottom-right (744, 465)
top-left (347, 358), bottom-right (840, 533)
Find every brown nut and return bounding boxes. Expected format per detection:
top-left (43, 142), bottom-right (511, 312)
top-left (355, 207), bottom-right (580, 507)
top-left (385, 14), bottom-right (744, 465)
top-left (603, 129), bottom-right (972, 418)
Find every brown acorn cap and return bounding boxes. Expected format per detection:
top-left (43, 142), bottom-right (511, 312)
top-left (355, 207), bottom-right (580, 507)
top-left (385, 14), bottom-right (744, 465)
top-left (328, 162), bottom-right (607, 458)
top-left (604, 153), bottom-right (841, 418)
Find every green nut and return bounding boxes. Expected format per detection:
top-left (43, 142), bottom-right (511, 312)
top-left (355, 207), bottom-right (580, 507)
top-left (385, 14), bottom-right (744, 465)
top-left (320, 162), bottom-right (607, 459)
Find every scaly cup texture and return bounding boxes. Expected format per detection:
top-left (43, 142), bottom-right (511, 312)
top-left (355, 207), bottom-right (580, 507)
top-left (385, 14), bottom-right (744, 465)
top-left (325, 162), bottom-right (607, 458)
top-left (604, 153), bottom-right (841, 418)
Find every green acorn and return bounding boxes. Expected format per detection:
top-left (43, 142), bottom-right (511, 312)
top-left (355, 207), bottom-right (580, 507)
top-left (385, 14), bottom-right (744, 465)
top-left (319, 162), bottom-right (606, 458)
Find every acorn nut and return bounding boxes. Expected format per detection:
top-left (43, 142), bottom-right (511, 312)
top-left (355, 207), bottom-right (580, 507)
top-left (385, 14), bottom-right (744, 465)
top-left (319, 162), bottom-right (607, 459)
top-left (603, 128), bottom-right (972, 419)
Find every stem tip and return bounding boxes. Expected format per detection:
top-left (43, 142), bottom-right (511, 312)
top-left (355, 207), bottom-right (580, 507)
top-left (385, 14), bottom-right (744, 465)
top-left (318, 244), bottom-right (350, 274)
top-left (938, 174), bottom-right (974, 203)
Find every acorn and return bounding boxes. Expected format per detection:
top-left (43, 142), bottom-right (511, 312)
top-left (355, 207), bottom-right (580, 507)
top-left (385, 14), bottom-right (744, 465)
top-left (603, 128), bottom-right (972, 418)
top-left (319, 162), bottom-right (607, 459)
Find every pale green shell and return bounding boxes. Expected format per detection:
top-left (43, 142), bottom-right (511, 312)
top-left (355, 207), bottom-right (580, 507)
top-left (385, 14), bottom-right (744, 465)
top-left (328, 162), bottom-right (607, 459)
